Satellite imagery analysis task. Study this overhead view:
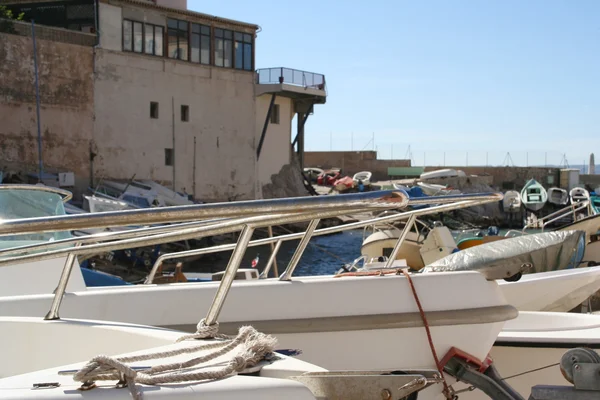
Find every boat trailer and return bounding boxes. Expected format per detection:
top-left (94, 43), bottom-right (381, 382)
top-left (440, 347), bottom-right (600, 400)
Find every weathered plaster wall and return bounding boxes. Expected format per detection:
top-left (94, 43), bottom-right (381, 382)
top-left (0, 31), bottom-right (94, 192)
top-left (92, 2), bottom-right (258, 202)
top-left (255, 94), bottom-right (293, 193)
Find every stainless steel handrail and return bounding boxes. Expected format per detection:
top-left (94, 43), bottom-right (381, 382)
top-left (0, 189), bottom-right (506, 328)
top-left (0, 190), bottom-right (408, 236)
top-left (522, 200), bottom-right (591, 231)
top-left (0, 218), bottom-right (231, 257)
top-left (144, 194), bottom-right (503, 282)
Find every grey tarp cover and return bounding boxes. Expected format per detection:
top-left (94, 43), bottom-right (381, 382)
top-left (421, 230), bottom-right (586, 280)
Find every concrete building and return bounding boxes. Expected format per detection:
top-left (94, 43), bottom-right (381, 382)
top-left (1, 0), bottom-right (326, 201)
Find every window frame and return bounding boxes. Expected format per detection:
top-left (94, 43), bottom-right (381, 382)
top-left (165, 148), bottom-right (174, 166)
top-left (167, 18), bottom-right (190, 61)
top-left (181, 105), bottom-right (189, 122)
top-left (150, 102), bottom-right (159, 119)
top-left (214, 27), bottom-right (233, 68)
top-left (234, 31), bottom-right (253, 71)
top-left (190, 23), bottom-right (211, 65)
top-left (123, 19), bottom-right (164, 56)
top-left (144, 22), bottom-right (164, 56)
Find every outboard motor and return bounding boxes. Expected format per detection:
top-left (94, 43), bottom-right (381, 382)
top-left (487, 226), bottom-right (500, 236)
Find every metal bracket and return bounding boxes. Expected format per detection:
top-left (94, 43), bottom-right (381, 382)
top-left (444, 357), bottom-right (524, 400)
top-left (529, 385), bottom-right (600, 400)
top-left (289, 369), bottom-right (441, 400)
top-left (572, 363), bottom-right (600, 391)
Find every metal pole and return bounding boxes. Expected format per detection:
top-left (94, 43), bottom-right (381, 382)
top-left (260, 239), bottom-right (282, 279)
top-left (279, 218), bottom-right (320, 280)
top-left (31, 20), bottom-right (43, 182)
top-left (0, 190), bottom-right (406, 236)
top-left (192, 136), bottom-right (196, 200)
top-left (44, 244), bottom-right (81, 320)
top-left (172, 96), bottom-right (176, 191)
top-left (267, 225), bottom-right (278, 277)
top-left (384, 214), bottom-right (416, 268)
top-left (204, 225), bottom-right (254, 326)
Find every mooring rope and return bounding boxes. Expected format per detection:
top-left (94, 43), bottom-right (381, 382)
top-left (72, 321), bottom-right (277, 399)
top-left (400, 268), bottom-right (453, 400)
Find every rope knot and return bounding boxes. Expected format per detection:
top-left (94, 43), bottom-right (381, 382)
top-left (231, 355), bottom-right (247, 370)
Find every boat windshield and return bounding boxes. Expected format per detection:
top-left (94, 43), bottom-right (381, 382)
top-left (0, 189), bottom-right (71, 250)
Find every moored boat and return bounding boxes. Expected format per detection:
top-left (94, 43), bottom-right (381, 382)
top-left (547, 187), bottom-right (569, 206)
top-left (520, 178), bottom-right (548, 212)
top-left (570, 186), bottom-right (590, 203)
top-left (502, 190), bottom-right (521, 212)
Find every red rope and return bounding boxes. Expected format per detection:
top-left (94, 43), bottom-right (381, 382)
top-left (401, 268), bottom-right (453, 399)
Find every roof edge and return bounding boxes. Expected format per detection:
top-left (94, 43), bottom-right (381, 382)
top-left (104, 0), bottom-right (260, 30)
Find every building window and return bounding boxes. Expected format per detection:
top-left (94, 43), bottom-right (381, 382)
top-left (123, 20), bottom-right (162, 56)
top-left (165, 148), bottom-right (174, 166)
top-left (181, 105), bottom-right (189, 122)
top-left (214, 28), bottom-right (232, 67)
top-left (191, 23), bottom-right (210, 64)
top-left (168, 18), bottom-right (189, 61)
top-left (234, 32), bottom-right (253, 71)
top-left (270, 104), bottom-right (280, 124)
top-left (123, 20), bottom-right (132, 51)
top-left (123, 19), bottom-right (143, 53)
top-left (150, 102), bottom-right (159, 119)
top-left (134, 21), bottom-right (143, 52)
top-left (144, 23), bottom-right (164, 56)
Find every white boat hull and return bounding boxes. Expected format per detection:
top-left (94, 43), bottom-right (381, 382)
top-left (0, 317), bottom-right (324, 399)
top-left (0, 271), bottom-right (515, 400)
top-left (502, 190), bottom-right (521, 213)
top-left (498, 267), bottom-right (600, 312)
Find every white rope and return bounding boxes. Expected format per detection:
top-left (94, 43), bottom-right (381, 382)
top-left (72, 323), bottom-right (277, 400)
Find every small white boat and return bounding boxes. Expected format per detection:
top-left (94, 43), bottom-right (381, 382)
top-left (137, 179), bottom-right (195, 206)
top-left (570, 186), bottom-right (590, 203)
top-left (420, 168), bottom-right (460, 180)
top-left (417, 182), bottom-right (461, 196)
top-left (520, 178), bottom-right (548, 212)
top-left (352, 171), bottom-right (372, 186)
top-left (502, 190), bottom-right (521, 212)
top-left (303, 167), bottom-right (324, 183)
top-left (547, 187), bottom-right (569, 206)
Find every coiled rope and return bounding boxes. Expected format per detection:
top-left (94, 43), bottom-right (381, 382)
top-left (72, 320), bottom-right (277, 399)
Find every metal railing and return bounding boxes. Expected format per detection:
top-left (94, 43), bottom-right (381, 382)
top-left (256, 67), bottom-right (326, 91)
top-left (0, 189), bottom-right (503, 326)
top-left (522, 201), bottom-right (593, 232)
top-left (0, 18), bottom-right (96, 47)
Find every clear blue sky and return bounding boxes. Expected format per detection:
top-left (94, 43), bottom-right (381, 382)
top-left (189, 0), bottom-right (600, 167)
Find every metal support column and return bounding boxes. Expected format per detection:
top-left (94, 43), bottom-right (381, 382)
top-left (257, 94), bottom-right (276, 160)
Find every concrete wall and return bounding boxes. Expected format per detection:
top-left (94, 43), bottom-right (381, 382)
top-left (579, 174), bottom-right (600, 191)
top-left (93, 2), bottom-right (258, 202)
top-left (304, 151), bottom-right (411, 180)
top-left (0, 31), bottom-right (94, 193)
top-left (423, 166), bottom-right (561, 190)
top-left (255, 95), bottom-right (293, 192)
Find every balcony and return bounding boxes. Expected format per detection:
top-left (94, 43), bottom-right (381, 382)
top-left (255, 67), bottom-right (327, 104)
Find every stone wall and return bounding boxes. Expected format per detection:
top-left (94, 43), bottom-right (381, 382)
top-left (304, 151), bottom-right (411, 180)
top-left (424, 166), bottom-right (561, 190)
top-left (0, 30), bottom-right (94, 195)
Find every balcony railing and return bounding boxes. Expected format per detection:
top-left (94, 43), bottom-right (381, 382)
top-left (256, 67), bottom-right (326, 92)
